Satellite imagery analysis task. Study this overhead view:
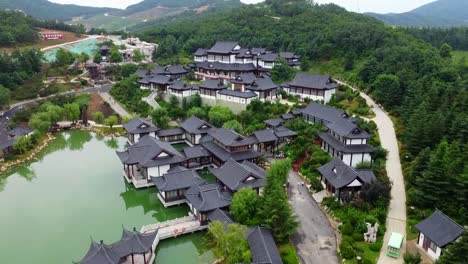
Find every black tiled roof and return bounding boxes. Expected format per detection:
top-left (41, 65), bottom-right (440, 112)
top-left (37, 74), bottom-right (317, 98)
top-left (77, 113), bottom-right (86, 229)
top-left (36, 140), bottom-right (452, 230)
top-left (183, 145), bottom-right (211, 159)
top-left (196, 61), bottom-right (257, 72)
top-left (301, 102), bottom-right (346, 123)
top-left (274, 126), bottom-right (298, 138)
top-left (178, 116), bottom-right (212, 134)
top-left (152, 65), bottom-right (189, 76)
top-left (116, 136), bottom-right (185, 167)
top-left (248, 227), bottom-right (283, 264)
top-left (253, 129), bottom-right (278, 143)
top-left (218, 89), bottom-right (257, 98)
top-left (168, 81), bottom-right (193, 91)
top-left (75, 241), bottom-right (121, 264)
top-left (151, 168), bottom-right (206, 192)
top-left (209, 159), bottom-right (265, 191)
top-left (259, 52), bottom-right (279, 62)
top-left (318, 132), bottom-right (375, 154)
top-left (149, 75), bottom-right (172, 85)
top-left (185, 183), bottom-right (232, 212)
top-left (193, 48), bottom-right (207, 56)
top-left (245, 77), bottom-right (278, 91)
top-left (318, 157), bottom-right (376, 189)
top-left (325, 119), bottom-right (371, 139)
top-left (289, 73), bottom-right (339, 90)
top-left (207, 41), bottom-right (239, 54)
top-left (207, 208), bottom-right (235, 225)
top-left (264, 118), bottom-right (285, 128)
top-left (415, 211), bottom-right (464, 248)
top-left (111, 228), bottom-right (157, 256)
top-left (230, 73), bottom-right (257, 84)
top-left (156, 128), bottom-right (185, 137)
top-left (199, 79), bottom-right (227, 90)
top-left (123, 117), bottom-right (159, 134)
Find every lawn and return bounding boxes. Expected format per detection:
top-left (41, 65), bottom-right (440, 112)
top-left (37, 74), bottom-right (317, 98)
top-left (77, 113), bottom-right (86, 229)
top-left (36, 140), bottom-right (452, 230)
top-left (197, 167), bottom-right (217, 183)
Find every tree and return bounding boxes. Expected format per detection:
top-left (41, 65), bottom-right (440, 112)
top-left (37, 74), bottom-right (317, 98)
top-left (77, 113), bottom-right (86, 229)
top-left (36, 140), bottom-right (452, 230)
top-left (371, 74), bottom-right (402, 109)
top-left (0, 85), bottom-right (11, 107)
top-left (93, 52), bottom-right (103, 63)
top-left (13, 135), bottom-right (31, 154)
top-left (267, 159), bottom-right (292, 185)
top-left (109, 47), bottom-right (122, 63)
top-left (208, 222), bottom-right (251, 264)
top-left (231, 188), bottom-right (261, 225)
top-left (223, 120), bottom-right (243, 133)
top-left (436, 231), bottom-right (468, 264)
top-left (104, 115), bottom-right (118, 131)
top-left (169, 95), bottom-right (179, 107)
top-left (360, 182), bottom-right (391, 208)
top-left (151, 108), bottom-right (170, 128)
top-left (45, 104), bottom-right (64, 124)
top-left (55, 48), bottom-right (75, 66)
top-left (120, 64), bottom-right (138, 78)
top-left (439, 43), bottom-right (453, 58)
top-left (29, 112), bottom-right (51, 133)
top-left (132, 49), bottom-right (144, 62)
top-left (79, 52), bottom-right (89, 63)
top-left (64, 103), bottom-right (80, 122)
top-left (271, 58), bottom-right (296, 84)
top-left (92, 111), bottom-right (105, 124)
top-left (259, 178), bottom-right (298, 243)
top-left (187, 107), bottom-right (207, 119)
top-left (208, 105), bottom-right (234, 127)
top-left (190, 93), bottom-right (202, 108)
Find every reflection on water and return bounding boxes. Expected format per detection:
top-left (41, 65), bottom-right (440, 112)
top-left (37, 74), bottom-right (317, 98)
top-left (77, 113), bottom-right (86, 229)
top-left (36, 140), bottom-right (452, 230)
top-left (0, 131), bottom-right (208, 264)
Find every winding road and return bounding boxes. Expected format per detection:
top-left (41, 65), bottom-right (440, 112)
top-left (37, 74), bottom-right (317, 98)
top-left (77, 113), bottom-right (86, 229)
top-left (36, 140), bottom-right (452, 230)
top-left (336, 81), bottom-right (407, 264)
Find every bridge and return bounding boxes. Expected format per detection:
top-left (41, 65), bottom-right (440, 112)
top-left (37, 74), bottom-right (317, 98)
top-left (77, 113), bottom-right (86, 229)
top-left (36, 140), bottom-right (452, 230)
top-left (139, 214), bottom-right (208, 264)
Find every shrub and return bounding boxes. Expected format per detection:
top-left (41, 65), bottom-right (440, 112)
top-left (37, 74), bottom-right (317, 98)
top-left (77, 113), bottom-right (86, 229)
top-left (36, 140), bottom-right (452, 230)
top-left (369, 241), bottom-right (382, 252)
top-left (279, 243), bottom-right (299, 264)
top-left (309, 177), bottom-right (323, 192)
top-left (342, 236), bottom-right (354, 245)
top-left (340, 223), bottom-right (354, 236)
top-left (362, 258), bottom-right (373, 264)
top-left (403, 252), bottom-right (421, 264)
top-left (340, 242), bottom-right (355, 259)
top-left (352, 233), bottom-right (364, 242)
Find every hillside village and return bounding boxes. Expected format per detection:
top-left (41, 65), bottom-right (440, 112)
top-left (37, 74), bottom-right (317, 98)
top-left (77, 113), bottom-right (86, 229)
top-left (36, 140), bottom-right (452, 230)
top-left (0, 1), bottom-right (467, 264)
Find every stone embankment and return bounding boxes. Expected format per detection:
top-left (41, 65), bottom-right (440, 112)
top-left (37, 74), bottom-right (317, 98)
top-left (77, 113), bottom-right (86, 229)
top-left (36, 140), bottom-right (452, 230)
top-left (0, 133), bottom-right (55, 172)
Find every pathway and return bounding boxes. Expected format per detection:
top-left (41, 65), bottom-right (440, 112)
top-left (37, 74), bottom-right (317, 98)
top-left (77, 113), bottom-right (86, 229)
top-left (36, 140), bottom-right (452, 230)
top-left (142, 90), bottom-right (160, 109)
top-left (99, 92), bottom-right (131, 118)
top-left (335, 80), bottom-right (407, 264)
top-left (288, 170), bottom-right (338, 264)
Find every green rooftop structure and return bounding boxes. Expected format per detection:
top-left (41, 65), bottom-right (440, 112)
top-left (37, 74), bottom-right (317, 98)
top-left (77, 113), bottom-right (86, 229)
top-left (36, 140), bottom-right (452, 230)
top-left (387, 232), bottom-right (404, 258)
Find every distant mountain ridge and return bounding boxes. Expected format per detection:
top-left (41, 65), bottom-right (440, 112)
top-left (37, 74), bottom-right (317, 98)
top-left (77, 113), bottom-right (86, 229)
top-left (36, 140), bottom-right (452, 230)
top-left (0, 0), bottom-right (117, 21)
top-left (366, 0), bottom-right (468, 27)
top-left (116, 0), bottom-right (233, 16)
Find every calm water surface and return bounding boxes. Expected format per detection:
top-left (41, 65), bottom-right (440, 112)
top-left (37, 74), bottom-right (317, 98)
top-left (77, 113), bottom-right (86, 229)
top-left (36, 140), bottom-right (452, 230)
top-left (0, 131), bottom-right (214, 263)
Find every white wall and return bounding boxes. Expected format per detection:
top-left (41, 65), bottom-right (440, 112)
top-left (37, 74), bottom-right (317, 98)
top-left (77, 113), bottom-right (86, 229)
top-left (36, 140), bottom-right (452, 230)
top-left (147, 165), bottom-right (170, 179)
top-left (342, 153), bottom-right (372, 168)
top-left (417, 233), bottom-right (442, 260)
top-left (217, 94), bottom-right (252, 104)
top-left (346, 138), bottom-right (367, 145)
top-left (324, 89), bottom-right (336, 103)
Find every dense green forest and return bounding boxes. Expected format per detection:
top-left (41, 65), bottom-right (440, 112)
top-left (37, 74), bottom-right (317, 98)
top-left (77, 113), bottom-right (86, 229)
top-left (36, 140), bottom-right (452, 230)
top-left (400, 27), bottom-right (468, 51)
top-left (0, 0), bottom-right (116, 21)
top-left (0, 10), bottom-right (38, 45)
top-left (139, 0), bottom-right (467, 226)
top-left (0, 10), bottom-right (86, 46)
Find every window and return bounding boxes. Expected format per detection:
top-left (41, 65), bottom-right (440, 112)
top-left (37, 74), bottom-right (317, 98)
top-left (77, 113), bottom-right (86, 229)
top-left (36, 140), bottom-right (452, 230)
top-left (429, 241), bottom-right (437, 252)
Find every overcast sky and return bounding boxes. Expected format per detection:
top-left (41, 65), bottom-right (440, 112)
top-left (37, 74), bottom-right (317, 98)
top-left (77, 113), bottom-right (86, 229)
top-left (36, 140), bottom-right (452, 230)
top-left (49, 0), bottom-right (437, 13)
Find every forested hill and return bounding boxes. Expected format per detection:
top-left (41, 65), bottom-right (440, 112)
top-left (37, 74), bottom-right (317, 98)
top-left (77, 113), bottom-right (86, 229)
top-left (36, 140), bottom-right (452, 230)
top-left (117, 0), bottom-right (242, 16)
top-left (0, 0), bottom-right (117, 21)
top-left (141, 0), bottom-right (467, 230)
top-left (366, 0), bottom-right (468, 27)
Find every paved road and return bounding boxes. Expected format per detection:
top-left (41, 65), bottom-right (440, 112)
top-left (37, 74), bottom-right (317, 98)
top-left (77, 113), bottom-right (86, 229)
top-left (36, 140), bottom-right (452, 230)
top-left (143, 90), bottom-right (160, 109)
top-left (288, 170), bottom-right (339, 264)
top-left (0, 84), bottom-right (112, 140)
top-left (99, 92), bottom-right (131, 118)
top-left (336, 80), bottom-right (407, 264)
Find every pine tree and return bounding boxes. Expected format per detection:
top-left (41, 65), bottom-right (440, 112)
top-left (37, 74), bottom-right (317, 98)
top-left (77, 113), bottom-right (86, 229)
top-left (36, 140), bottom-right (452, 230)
top-left (413, 141), bottom-right (451, 209)
top-left (408, 148), bottom-right (431, 186)
top-left (259, 171), bottom-right (298, 243)
top-left (436, 232), bottom-right (467, 264)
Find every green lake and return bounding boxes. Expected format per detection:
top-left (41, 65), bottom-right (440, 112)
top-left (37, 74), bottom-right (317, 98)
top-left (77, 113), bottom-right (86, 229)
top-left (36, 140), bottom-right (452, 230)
top-left (0, 131), bottom-right (214, 264)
